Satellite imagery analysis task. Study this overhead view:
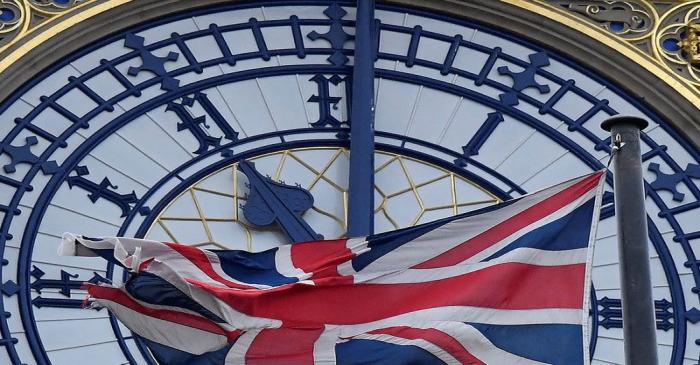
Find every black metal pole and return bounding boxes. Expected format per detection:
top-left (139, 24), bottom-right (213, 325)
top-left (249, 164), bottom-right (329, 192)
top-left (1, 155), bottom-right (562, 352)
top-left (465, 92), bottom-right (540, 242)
top-left (601, 116), bottom-right (658, 365)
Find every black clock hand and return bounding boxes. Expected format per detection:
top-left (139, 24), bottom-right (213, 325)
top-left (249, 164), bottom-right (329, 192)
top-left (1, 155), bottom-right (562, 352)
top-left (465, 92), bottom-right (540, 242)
top-left (238, 160), bottom-right (321, 243)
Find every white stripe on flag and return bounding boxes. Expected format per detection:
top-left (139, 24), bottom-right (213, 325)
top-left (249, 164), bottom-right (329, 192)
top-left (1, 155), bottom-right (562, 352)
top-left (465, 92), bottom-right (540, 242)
top-left (367, 247), bottom-right (588, 284)
top-left (225, 329), bottom-right (262, 365)
top-left (313, 326), bottom-right (340, 365)
top-left (355, 173), bottom-right (592, 277)
top-left (331, 306), bottom-right (582, 337)
top-left (336, 237), bottom-right (370, 277)
top-left (275, 245), bottom-right (311, 280)
top-left (465, 188), bottom-right (597, 264)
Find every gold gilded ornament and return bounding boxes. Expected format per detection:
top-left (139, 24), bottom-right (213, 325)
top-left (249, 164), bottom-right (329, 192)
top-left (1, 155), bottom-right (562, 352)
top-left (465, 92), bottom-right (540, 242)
top-left (0, 0), bottom-right (91, 52)
top-left (552, 0), bottom-right (656, 42)
top-left (679, 23), bottom-right (700, 65)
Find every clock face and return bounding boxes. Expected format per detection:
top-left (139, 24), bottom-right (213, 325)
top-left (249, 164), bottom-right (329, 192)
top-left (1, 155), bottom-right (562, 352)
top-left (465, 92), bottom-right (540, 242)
top-left (0, 2), bottom-right (699, 365)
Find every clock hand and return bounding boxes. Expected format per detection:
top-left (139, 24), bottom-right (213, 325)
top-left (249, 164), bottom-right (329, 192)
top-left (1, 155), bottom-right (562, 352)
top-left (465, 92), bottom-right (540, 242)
top-left (347, 0), bottom-right (377, 237)
top-left (238, 160), bottom-right (321, 243)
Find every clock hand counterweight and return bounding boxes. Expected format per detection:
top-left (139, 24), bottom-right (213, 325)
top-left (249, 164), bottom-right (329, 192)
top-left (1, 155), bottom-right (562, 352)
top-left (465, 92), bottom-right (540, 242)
top-left (347, 0), bottom-right (377, 237)
top-left (238, 160), bottom-right (321, 243)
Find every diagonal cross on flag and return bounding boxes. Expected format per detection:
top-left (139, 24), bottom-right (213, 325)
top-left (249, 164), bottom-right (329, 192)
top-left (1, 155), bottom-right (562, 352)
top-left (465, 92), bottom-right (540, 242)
top-left (59, 170), bottom-right (606, 365)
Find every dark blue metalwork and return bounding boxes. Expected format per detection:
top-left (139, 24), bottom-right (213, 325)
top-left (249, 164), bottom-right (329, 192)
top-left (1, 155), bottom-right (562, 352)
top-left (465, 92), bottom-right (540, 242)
top-left (66, 166), bottom-right (151, 218)
top-left (648, 208), bottom-right (690, 365)
top-left (441, 34), bottom-right (462, 75)
top-left (406, 25), bottom-right (422, 67)
top-left (568, 99), bottom-right (610, 132)
top-left (589, 287), bottom-right (599, 359)
top-left (290, 15), bottom-right (307, 58)
top-left (307, 72), bottom-right (352, 139)
top-left (13, 115), bottom-right (70, 147)
top-left (340, 74), bottom-right (352, 129)
top-left (643, 130), bottom-right (700, 327)
top-left (38, 96), bottom-right (88, 129)
top-left (454, 112), bottom-right (504, 167)
top-left (165, 99), bottom-right (211, 148)
top-left (124, 33), bottom-right (180, 91)
top-left (249, 18), bottom-right (272, 61)
top-left (642, 144), bottom-right (669, 162)
top-left (29, 266), bottom-right (108, 297)
top-left (686, 308), bottom-right (700, 324)
top-left (497, 51), bottom-right (551, 106)
top-left (67, 76), bottom-right (114, 111)
top-left (99, 59), bottom-right (140, 96)
top-left (597, 296), bottom-right (674, 331)
top-left (196, 92), bottom-right (240, 142)
top-left (238, 160), bottom-right (319, 242)
top-left (539, 79), bottom-right (574, 115)
top-left (29, 297), bottom-right (93, 310)
top-left (0, 136), bottom-right (59, 174)
top-left (601, 191), bottom-right (615, 219)
top-left (0, 256), bottom-right (19, 359)
top-left (165, 92), bottom-right (239, 154)
top-left (372, 19), bottom-right (381, 61)
top-left (307, 3), bottom-right (354, 66)
top-left (308, 74), bottom-right (344, 128)
top-left (1, 280), bottom-right (18, 297)
top-left (0, 317), bottom-right (18, 350)
top-left (209, 24), bottom-right (237, 65)
top-left (373, 21), bottom-right (617, 155)
top-left (0, 2), bottom-right (696, 364)
top-left (29, 266), bottom-right (108, 310)
top-left (347, 0), bottom-right (375, 237)
top-left (170, 32), bottom-right (203, 74)
top-left (0, 188), bottom-right (21, 216)
top-left (649, 162), bottom-right (700, 202)
top-left (475, 47), bottom-right (501, 86)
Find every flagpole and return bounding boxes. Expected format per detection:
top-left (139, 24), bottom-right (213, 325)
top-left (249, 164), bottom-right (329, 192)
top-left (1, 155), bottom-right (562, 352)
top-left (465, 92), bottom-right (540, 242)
top-left (601, 116), bottom-right (658, 365)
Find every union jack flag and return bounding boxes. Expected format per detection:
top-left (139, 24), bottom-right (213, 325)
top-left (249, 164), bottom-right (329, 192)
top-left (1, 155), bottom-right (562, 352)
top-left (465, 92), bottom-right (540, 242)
top-left (60, 170), bottom-right (606, 365)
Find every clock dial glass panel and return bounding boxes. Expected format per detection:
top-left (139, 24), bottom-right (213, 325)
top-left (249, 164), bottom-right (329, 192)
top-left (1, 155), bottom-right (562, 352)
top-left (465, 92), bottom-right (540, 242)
top-left (0, 3), bottom-right (696, 365)
top-left (145, 147), bottom-right (500, 251)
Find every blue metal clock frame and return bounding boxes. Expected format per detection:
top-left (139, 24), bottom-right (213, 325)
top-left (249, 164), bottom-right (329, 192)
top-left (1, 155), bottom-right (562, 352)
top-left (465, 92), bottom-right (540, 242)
top-left (0, 1), bottom-right (697, 364)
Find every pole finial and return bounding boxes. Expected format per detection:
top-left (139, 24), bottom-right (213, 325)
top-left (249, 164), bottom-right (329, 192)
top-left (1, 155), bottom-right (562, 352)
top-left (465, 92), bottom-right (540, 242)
top-left (601, 115), bottom-right (649, 132)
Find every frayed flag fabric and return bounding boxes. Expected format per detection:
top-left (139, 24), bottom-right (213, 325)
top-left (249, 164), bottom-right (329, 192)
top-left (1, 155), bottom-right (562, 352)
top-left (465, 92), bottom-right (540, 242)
top-left (59, 170), bottom-right (607, 365)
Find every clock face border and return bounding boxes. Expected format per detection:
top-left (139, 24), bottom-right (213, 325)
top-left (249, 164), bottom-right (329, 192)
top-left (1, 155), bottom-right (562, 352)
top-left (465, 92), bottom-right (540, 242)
top-left (0, 2), bottom-right (697, 365)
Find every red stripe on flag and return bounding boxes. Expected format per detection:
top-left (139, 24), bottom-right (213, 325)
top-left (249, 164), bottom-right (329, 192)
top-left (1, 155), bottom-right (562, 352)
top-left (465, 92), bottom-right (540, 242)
top-left (189, 262), bottom-right (585, 325)
top-left (291, 239), bottom-right (354, 283)
top-left (368, 326), bottom-right (486, 365)
top-left (87, 284), bottom-right (241, 341)
top-left (163, 242), bottom-right (255, 289)
top-left (245, 327), bottom-right (324, 365)
top-left (414, 171), bottom-right (603, 269)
